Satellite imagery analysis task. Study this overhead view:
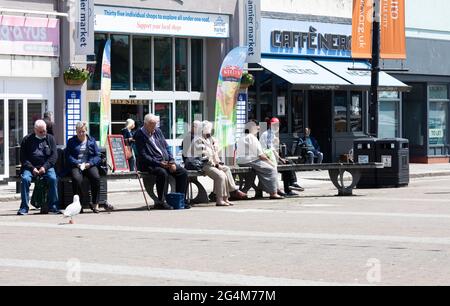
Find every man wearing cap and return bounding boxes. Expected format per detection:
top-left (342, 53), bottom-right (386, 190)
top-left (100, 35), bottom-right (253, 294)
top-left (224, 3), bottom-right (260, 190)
top-left (260, 117), bottom-right (305, 197)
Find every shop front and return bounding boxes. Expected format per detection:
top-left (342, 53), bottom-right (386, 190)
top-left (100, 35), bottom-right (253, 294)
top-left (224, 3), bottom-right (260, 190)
top-left (87, 4), bottom-right (230, 161)
top-left (0, 13), bottom-right (59, 180)
top-left (248, 15), bottom-right (408, 162)
top-left (386, 38), bottom-right (450, 163)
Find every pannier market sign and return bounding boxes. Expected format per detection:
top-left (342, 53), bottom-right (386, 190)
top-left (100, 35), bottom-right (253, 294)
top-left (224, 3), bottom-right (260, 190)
top-left (262, 19), bottom-right (352, 58)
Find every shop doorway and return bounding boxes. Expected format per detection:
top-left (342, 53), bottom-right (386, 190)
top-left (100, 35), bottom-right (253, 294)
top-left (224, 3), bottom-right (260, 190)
top-left (308, 91), bottom-right (332, 162)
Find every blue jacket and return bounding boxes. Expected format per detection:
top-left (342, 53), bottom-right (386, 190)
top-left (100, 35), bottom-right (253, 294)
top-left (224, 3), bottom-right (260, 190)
top-left (301, 135), bottom-right (321, 152)
top-left (134, 127), bottom-right (174, 170)
top-left (65, 135), bottom-right (101, 168)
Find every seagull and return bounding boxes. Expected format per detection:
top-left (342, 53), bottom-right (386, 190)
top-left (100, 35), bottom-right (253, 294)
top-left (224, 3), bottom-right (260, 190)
top-left (63, 195), bottom-right (82, 224)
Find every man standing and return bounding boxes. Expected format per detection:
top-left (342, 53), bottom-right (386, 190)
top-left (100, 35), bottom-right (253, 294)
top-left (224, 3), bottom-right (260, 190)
top-left (43, 111), bottom-right (54, 136)
top-left (135, 114), bottom-right (189, 210)
top-left (18, 120), bottom-right (60, 215)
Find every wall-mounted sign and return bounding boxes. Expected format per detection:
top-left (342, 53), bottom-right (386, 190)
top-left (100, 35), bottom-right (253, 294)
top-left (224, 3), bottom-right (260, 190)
top-left (75, 0), bottom-right (95, 55)
top-left (0, 15), bottom-right (60, 57)
top-left (95, 5), bottom-right (230, 38)
top-left (245, 0), bottom-right (261, 63)
top-left (236, 93), bottom-right (248, 141)
top-left (65, 90), bottom-right (82, 144)
top-left (262, 19), bottom-right (352, 58)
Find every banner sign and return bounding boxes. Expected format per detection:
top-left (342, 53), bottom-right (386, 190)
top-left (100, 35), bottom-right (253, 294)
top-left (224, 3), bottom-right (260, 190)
top-left (351, 0), bottom-right (373, 59)
top-left (100, 39), bottom-right (111, 147)
top-left (351, 0), bottom-right (406, 59)
top-left (95, 5), bottom-right (230, 38)
top-left (245, 0), bottom-right (261, 63)
top-left (75, 0), bottom-right (95, 55)
top-left (214, 47), bottom-right (248, 151)
top-left (380, 0), bottom-right (406, 59)
top-left (65, 90), bottom-right (82, 144)
top-left (0, 15), bottom-right (59, 57)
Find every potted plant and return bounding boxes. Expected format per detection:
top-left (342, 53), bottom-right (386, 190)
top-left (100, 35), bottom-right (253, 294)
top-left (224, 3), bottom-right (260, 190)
top-left (240, 71), bottom-right (255, 89)
top-left (63, 66), bottom-right (91, 86)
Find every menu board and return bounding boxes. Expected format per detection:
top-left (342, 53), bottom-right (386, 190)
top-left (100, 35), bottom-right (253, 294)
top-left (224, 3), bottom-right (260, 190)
top-left (236, 93), bottom-right (248, 141)
top-left (65, 90), bottom-right (82, 144)
top-left (107, 135), bottom-right (129, 172)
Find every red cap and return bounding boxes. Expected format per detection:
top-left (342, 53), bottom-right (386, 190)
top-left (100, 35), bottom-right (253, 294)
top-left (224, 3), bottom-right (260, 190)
top-left (270, 117), bottom-right (280, 124)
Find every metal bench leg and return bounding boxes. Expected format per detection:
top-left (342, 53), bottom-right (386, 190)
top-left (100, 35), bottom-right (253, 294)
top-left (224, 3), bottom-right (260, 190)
top-left (188, 177), bottom-right (209, 204)
top-left (328, 169), bottom-right (362, 196)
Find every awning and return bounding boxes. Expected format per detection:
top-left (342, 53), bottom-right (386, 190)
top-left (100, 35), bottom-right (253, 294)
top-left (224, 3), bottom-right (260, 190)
top-left (313, 59), bottom-right (409, 91)
top-left (260, 57), bottom-right (409, 91)
top-left (260, 58), bottom-right (351, 90)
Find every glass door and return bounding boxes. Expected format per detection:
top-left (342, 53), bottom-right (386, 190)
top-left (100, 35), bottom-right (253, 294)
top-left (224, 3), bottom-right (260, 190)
top-left (154, 101), bottom-right (175, 157)
top-left (9, 100), bottom-right (24, 176)
top-left (27, 100), bottom-right (46, 134)
top-left (0, 100), bottom-right (5, 178)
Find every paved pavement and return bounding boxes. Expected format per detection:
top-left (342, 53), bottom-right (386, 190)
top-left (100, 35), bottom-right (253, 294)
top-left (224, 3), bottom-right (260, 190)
top-left (1, 163), bottom-right (450, 202)
top-left (1, 174), bottom-right (450, 286)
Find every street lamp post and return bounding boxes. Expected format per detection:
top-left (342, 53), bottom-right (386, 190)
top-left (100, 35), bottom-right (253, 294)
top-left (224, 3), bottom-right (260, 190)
top-left (369, 0), bottom-right (381, 138)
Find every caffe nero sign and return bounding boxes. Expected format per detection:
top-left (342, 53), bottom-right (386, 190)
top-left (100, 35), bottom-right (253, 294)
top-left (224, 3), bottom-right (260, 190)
top-left (262, 19), bottom-right (352, 58)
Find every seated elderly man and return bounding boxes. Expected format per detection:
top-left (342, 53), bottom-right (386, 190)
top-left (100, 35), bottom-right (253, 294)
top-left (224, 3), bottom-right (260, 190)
top-left (134, 114), bottom-right (190, 210)
top-left (18, 120), bottom-right (60, 215)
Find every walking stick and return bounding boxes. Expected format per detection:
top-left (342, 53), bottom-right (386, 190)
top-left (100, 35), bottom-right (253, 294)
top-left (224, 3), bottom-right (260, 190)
top-left (136, 172), bottom-right (150, 211)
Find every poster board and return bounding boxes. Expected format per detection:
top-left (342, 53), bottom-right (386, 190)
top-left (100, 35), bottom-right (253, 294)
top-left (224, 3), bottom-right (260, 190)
top-left (107, 135), bottom-right (129, 172)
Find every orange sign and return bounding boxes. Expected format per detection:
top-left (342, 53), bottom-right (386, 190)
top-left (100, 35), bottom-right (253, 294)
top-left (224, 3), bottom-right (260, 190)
top-left (351, 0), bottom-right (373, 59)
top-left (380, 0), bottom-right (406, 59)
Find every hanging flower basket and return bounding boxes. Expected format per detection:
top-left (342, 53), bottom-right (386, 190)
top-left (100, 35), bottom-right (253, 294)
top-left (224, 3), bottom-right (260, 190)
top-left (63, 66), bottom-right (91, 86)
top-left (64, 77), bottom-right (86, 86)
top-left (240, 72), bottom-right (255, 89)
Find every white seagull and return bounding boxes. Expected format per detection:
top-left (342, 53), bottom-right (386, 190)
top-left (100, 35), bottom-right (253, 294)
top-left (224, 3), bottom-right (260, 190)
top-left (63, 195), bottom-right (82, 224)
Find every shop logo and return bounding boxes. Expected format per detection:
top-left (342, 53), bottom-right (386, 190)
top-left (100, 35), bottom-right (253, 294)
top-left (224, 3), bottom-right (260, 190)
top-left (221, 65), bottom-right (243, 81)
top-left (271, 26), bottom-right (351, 52)
top-left (214, 16), bottom-right (227, 35)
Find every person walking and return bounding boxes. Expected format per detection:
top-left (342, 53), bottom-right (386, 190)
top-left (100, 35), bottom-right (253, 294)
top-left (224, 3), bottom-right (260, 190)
top-left (43, 111), bottom-right (54, 136)
top-left (121, 119), bottom-right (136, 171)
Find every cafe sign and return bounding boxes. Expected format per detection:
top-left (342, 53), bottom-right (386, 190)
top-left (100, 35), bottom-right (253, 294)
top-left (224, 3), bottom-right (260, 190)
top-left (262, 18), bottom-right (352, 58)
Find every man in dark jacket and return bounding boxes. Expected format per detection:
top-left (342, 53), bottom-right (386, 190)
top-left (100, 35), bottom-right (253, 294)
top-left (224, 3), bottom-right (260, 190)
top-left (301, 127), bottom-right (324, 164)
top-left (135, 114), bottom-right (189, 210)
top-left (18, 120), bottom-right (60, 215)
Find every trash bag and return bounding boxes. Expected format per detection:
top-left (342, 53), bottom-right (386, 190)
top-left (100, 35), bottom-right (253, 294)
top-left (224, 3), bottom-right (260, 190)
top-left (30, 177), bottom-right (48, 210)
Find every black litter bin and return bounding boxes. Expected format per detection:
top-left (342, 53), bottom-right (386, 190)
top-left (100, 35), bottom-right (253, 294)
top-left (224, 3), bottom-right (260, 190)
top-left (376, 138), bottom-right (409, 187)
top-left (354, 138), bottom-right (378, 188)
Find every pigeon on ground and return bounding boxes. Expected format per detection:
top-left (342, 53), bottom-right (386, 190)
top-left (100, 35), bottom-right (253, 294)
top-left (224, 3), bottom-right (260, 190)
top-left (63, 195), bottom-right (82, 224)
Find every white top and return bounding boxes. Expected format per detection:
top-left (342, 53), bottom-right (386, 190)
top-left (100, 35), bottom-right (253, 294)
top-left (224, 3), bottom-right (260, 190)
top-left (236, 134), bottom-right (264, 165)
